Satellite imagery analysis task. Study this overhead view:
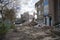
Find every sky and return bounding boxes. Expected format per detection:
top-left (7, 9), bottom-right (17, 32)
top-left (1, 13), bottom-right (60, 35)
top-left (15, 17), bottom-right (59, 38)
top-left (0, 0), bottom-right (48, 18)
top-left (0, 0), bottom-right (39, 18)
top-left (16, 0), bottom-right (39, 18)
top-left (16, 0), bottom-right (48, 18)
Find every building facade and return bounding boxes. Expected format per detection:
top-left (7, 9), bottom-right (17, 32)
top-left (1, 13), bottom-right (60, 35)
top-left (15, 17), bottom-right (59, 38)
top-left (43, 0), bottom-right (51, 26)
top-left (49, 0), bottom-right (60, 25)
top-left (45, 0), bottom-right (60, 26)
top-left (35, 0), bottom-right (44, 24)
top-left (35, 0), bottom-right (60, 26)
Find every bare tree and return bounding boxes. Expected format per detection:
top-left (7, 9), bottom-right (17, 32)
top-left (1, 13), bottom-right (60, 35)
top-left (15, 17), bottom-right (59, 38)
top-left (0, 0), bottom-right (17, 39)
top-left (0, 7), bottom-right (17, 40)
top-left (3, 7), bottom-right (16, 23)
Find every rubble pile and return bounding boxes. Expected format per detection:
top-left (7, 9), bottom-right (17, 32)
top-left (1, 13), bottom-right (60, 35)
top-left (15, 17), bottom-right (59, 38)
top-left (4, 25), bottom-right (60, 40)
top-left (22, 19), bottom-right (38, 27)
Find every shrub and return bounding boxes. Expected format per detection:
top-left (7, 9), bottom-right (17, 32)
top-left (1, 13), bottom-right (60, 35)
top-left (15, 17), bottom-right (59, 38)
top-left (10, 24), bottom-right (15, 29)
top-left (0, 23), bottom-right (11, 40)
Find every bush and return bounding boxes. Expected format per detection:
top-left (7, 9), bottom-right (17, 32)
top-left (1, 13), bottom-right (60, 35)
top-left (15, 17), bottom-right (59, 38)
top-left (10, 24), bottom-right (15, 29)
top-left (0, 24), bottom-right (10, 35)
top-left (0, 23), bottom-right (6, 40)
top-left (0, 23), bottom-right (11, 40)
top-left (0, 21), bottom-right (15, 39)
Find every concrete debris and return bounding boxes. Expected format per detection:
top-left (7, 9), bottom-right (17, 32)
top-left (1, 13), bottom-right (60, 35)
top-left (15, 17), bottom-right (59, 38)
top-left (4, 24), bottom-right (60, 40)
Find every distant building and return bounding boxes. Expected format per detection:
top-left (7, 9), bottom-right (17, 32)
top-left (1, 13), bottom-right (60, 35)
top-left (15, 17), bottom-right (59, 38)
top-left (35, 0), bottom-right (44, 24)
top-left (21, 12), bottom-right (34, 22)
top-left (29, 15), bottom-right (34, 19)
top-left (21, 12), bottom-right (29, 22)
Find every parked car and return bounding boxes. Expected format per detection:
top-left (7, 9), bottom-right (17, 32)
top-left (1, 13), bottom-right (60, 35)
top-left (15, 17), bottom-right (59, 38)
top-left (15, 20), bottom-right (25, 24)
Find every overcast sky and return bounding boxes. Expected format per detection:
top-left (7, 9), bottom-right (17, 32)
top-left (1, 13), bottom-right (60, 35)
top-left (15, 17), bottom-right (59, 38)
top-left (16, 0), bottom-right (39, 18)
